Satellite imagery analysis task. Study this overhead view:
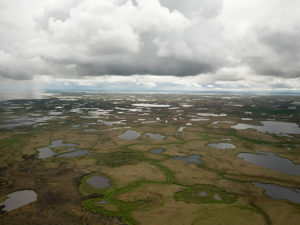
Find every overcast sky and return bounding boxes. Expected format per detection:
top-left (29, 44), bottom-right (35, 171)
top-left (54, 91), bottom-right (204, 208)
top-left (0, 0), bottom-right (300, 94)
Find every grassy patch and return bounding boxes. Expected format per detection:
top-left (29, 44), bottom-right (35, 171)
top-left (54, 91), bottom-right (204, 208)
top-left (96, 151), bottom-right (144, 167)
top-left (82, 196), bottom-right (144, 225)
top-left (174, 184), bottom-right (237, 204)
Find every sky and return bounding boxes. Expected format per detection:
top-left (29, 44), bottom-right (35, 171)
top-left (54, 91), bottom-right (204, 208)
top-left (0, 0), bottom-right (300, 94)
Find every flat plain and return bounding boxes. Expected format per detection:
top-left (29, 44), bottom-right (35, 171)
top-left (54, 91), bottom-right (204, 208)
top-left (0, 93), bottom-right (299, 225)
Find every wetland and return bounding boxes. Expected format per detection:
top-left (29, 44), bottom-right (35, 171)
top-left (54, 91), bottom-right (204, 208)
top-left (0, 93), bottom-right (300, 225)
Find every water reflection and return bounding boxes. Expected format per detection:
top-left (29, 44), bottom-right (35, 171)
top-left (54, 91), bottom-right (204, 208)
top-left (146, 133), bottom-right (166, 141)
top-left (150, 148), bottom-right (166, 154)
top-left (0, 190), bottom-right (37, 212)
top-left (207, 143), bottom-right (236, 150)
top-left (232, 121), bottom-right (300, 134)
top-left (174, 155), bottom-right (204, 164)
top-left (118, 130), bottom-right (141, 140)
top-left (86, 176), bottom-right (111, 189)
top-left (237, 151), bottom-right (300, 175)
top-left (253, 182), bottom-right (300, 204)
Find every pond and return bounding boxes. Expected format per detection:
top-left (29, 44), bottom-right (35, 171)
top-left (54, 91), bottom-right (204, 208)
top-left (132, 103), bottom-right (171, 108)
top-left (37, 146), bottom-right (56, 159)
top-left (86, 175), bottom-right (111, 189)
top-left (214, 194), bottom-right (222, 200)
top-left (96, 200), bottom-right (108, 204)
top-left (37, 139), bottom-right (90, 159)
top-left (146, 133), bottom-right (166, 141)
top-left (118, 130), bottom-right (141, 140)
top-left (253, 182), bottom-right (300, 204)
top-left (198, 192), bottom-right (208, 197)
top-left (237, 152), bottom-right (300, 175)
top-left (0, 190), bottom-right (37, 212)
top-left (231, 121), bottom-right (300, 134)
top-left (207, 143), bottom-right (236, 150)
top-left (57, 149), bottom-right (91, 158)
top-left (177, 127), bottom-right (185, 132)
top-left (190, 118), bottom-right (210, 121)
top-left (174, 155), bottom-right (204, 164)
top-left (197, 113), bottom-right (227, 117)
top-left (150, 148), bottom-right (166, 154)
top-left (83, 129), bottom-right (99, 132)
top-left (51, 139), bottom-right (77, 148)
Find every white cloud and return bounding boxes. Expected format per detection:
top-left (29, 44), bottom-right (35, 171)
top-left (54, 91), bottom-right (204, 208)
top-left (0, 0), bottom-right (300, 92)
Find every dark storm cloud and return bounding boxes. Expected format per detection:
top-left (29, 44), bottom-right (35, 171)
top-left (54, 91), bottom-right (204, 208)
top-left (246, 27), bottom-right (300, 78)
top-left (21, 0), bottom-right (225, 78)
top-left (75, 58), bottom-right (213, 76)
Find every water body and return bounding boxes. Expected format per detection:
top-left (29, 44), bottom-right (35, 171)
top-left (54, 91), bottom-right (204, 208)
top-left (212, 121), bottom-right (234, 125)
top-left (150, 148), bottom-right (165, 154)
top-left (83, 129), bottom-right (98, 132)
top-left (197, 113), bottom-right (227, 117)
top-left (174, 155), bottom-right (204, 164)
top-left (221, 138), bottom-right (232, 141)
top-left (253, 182), bottom-right (300, 204)
top-left (37, 146), bottom-right (56, 159)
top-left (37, 139), bottom-right (90, 159)
top-left (146, 133), bottom-right (166, 141)
top-left (198, 192), bottom-right (208, 197)
top-left (51, 139), bottom-right (77, 148)
top-left (104, 121), bottom-right (123, 126)
top-left (237, 152), bottom-right (300, 175)
top-left (57, 149), bottom-right (91, 158)
top-left (118, 130), bottom-right (140, 140)
top-left (0, 115), bottom-right (66, 129)
top-left (70, 124), bottom-right (80, 129)
top-left (177, 127), bottom-right (185, 132)
top-left (190, 118), bottom-right (210, 121)
top-left (214, 194), bottom-right (222, 200)
top-left (86, 176), bottom-right (111, 189)
top-left (96, 201), bottom-right (108, 204)
top-left (132, 103), bottom-right (171, 108)
top-left (0, 190), bottom-right (37, 212)
top-left (232, 121), bottom-right (300, 134)
top-left (207, 143), bottom-right (236, 150)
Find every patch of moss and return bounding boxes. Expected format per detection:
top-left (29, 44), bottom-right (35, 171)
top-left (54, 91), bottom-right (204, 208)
top-left (82, 197), bottom-right (143, 225)
top-left (96, 151), bottom-right (144, 168)
top-left (174, 184), bottom-right (237, 204)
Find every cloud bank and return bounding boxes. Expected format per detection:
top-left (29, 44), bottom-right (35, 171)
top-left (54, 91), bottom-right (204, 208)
top-left (0, 0), bottom-right (300, 91)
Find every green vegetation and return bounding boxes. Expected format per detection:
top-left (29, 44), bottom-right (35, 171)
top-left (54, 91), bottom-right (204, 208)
top-left (174, 184), bottom-right (237, 204)
top-left (96, 151), bottom-right (144, 167)
top-left (1, 94), bottom-right (300, 225)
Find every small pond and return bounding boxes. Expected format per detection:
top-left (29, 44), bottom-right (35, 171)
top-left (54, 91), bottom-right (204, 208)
top-left (197, 113), bottom-right (227, 117)
top-left (198, 192), bottom-right (208, 197)
top-left (37, 139), bottom-right (90, 159)
top-left (207, 143), bottom-right (236, 150)
top-left (118, 130), bottom-right (140, 140)
top-left (86, 175), bottom-right (111, 189)
top-left (57, 149), bottom-right (91, 158)
top-left (150, 148), bottom-right (166, 154)
top-left (231, 121), bottom-right (300, 134)
top-left (237, 152), bottom-right (300, 176)
top-left (51, 139), bottom-right (77, 148)
top-left (174, 154), bottom-right (204, 164)
top-left (0, 190), bottom-right (37, 212)
top-left (214, 194), bottom-right (222, 200)
top-left (253, 182), bottom-right (300, 204)
top-left (37, 146), bottom-right (56, 159)
top-left (146, 133), bottom-right (166, 141)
